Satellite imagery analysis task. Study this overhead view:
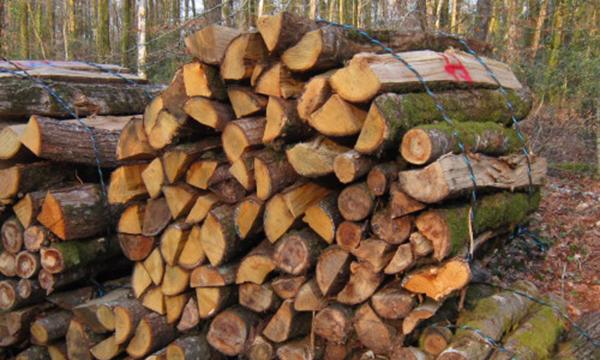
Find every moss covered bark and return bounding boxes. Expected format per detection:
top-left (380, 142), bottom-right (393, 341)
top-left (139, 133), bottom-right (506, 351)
top-left (41, 235), bottom-right (120, 273)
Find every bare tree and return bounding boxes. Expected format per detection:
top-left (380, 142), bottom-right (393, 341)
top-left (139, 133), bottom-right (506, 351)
top-left (137, 0), bottom-right (147, 78)
top-left (473, 0), bottom-right (491, 41)
top-left (530, 0), bottom-right (548, 60)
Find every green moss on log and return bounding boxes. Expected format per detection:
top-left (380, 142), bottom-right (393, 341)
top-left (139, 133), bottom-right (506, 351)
top-left (43, 235), bottom-right (120, 272)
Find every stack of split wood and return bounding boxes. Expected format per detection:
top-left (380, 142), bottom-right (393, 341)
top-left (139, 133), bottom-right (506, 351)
top-left (0, 11), bottom-right (562, 360)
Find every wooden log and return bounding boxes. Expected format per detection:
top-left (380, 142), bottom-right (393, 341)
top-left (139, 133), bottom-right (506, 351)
top-left (185, 151), bottom-right (228, 190)
top-left (143, 96), bottom-right (164, 138)
top-left (227, 86), bottom-right (268, 118)
top-left (191, 262), bottom-right (237, 287)
top-left (114, 299), bottom-right (150, 345)
top-left (416, 191), bottom-right (541, 262)
top-left (419, 326), bottom-right (453, 357)
top-left (389, 183), bottom-right (426, 218)
top-left (314, 303), bottom-right (354, 343)
top-left (239, 282), bottom-right (281, 312)
top-left (15, 346), bottom-right (51, 360)
top-left (263, 299), bottom-right (312, 343)
top-left (185, 192), bottom-right (220, 224)
top-left (165, 292), bottom-right (190, 324)
top-left (255, 149), bottom-right (298, 201)
top-left (15, 250), bottom-right (40, 278)
top-left (2, 216), bottom-right (24, 253)
top-left (294, 277), bottom-right (329, 311)
top-left (221, 31), bottom-right (268, 81)
top-left (66, 318), bottom-right (107, 360)
top-left (367, 162), bottom-right (400, 196)
top-left (73, 288), bottom-right (132, 333)
top-left (297, 71), bottom-right (335, 121)
top-left (47, 343), bottom-right (69, 360)
top-left (23, 226), bottom-right (53, 253)
top-left (116, 117), bottom-right (156, 162)
top-left (264, 96), bottom-right (312, 143)
top-left (40, 235), bottom-right (120, 274)
top-left (31, 311), bottom-right (74, 344)
top-left (14, 191), bottom-right (46, 229)
top-left (184, 96), bottom-right (235, 131)
top-left (176, 297), bottom-right (200, 332)
top-left (0, 251), bottom-right (16, 276)
top-left (554, 310), bottom-right (600, 360)
top-left (229, 151), bottom-right (257, 191)
top-left (330, 50), bottom-right (523, 104)
top-left (281, 180), bottom-right (331, 219)
top-left (308, 94), bottom-right (368, 136)
top-left (161, 69), bottom-right (190, 123)
top-left (167, 334), bottom-right (219, 360)
top-left (371, 280), bottom-right (415, 320)
top-left (184, 25), bottom-right (242, 65)
top-left (146, 349), bottom-right (168, 360)
top-left (354, 302), bottom-right (404, 355)
top-left (207, 306), bottom-right (260, 356)
top-left (118, 203), bottom-right (146, 235)
top-left (132, 261), bottom-right (152, 298)
top-left (142, 287), bottom-right (165, 314)
top-left (274, 228), bottom-right (326, 275)
top-left (402, 259), bottom-right (472, 301)
top-left (160, 222), bottom-right (191, 266)
top-left (162, 138), bottom-right (222, 184)
top-left (257, 12), bottom-right (319, 53)
top-left (222, 117), bottom-right (266, 162)
top-left (177, 225), bottom-right (205, 270)
top-left (337, 261), bottom-right (384, 305)
top-left (17, 278), bottom-right (44, 300)
top-left (108, 163), bottom-right (149, 204)
top-left (276, 336), bottom-right (323, 360)
top-left (334, 150), bottom-right (375, 184)
top-left (255, 62), bottom-right (304, 99)
top-left (126, 313), bottom-right (176, 358)
top-left (6, 302), bottom-right (52, 339)
top-left (247, 335), bottom-right (276, 360)
top-left (142, 158), bottom-right (165, 199)
top-left (437, 280), bottom-right (539, 360)
top-left (119, 234), bottom-right (156, 261)
top-left (38, 268), bottom-right (90, 295)
top-left (143, 248), bottom-right (164, 285)
top-left (316, 246), bottom-right (352, 296)
top-left (234, 196), bottom-right (264, 239)
top-left (235, 239), bottom-right (277, 284)
top-left (161, 264), bottom-right (191, 296)
top-left (337, 182), bottom-right (375, 221)
top-left (355, 88), bottom-right (532, 156)
top-left (371, 207), bottom-right (413, 245)
top-left (0, 124), bottom-right (33, 161)
top-left (286, 136), bottom-right (351, 177)
top-left (391, 347), bottom-right (433, 360)
top-left (0, 162), bottom-right (69, 200)
top-left (335, 221), bottom-right (367, 251)
top-left (209, 175), bottom-right (246, 204)
top-left (147, 109), bottom-right (209, 152)
top-left (263, 194), bottom-right (298, 243)
top-left (45, 285), bottom-right (96, 310)
top-left (97, 295), bottom-right (139, 332)
top-left (90, 335), bottom-right (126, 360)
top-left (350, 239), bottom-right (395, 272)
top-left (182, 61), bottom-right (226, 99)
top-left (410, 232), bottom-right (434, 257)
top-left (272, 275), bottom-right (306, 300)
top-left (142, 197), bottom-right (172, 236)
top-left (303, 192), bottom-right (342, 244)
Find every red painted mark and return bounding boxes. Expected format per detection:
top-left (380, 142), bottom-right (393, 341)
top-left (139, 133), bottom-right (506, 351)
top-left (440, 53), bottom-right (473, 83)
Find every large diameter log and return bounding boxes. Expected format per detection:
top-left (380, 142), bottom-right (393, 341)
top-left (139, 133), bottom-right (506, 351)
top-left (37, 184), bottom-right (109, 241)
top-left (399, 154), bottom-right (547, 204)
top-left (308, 94), bottom-right (368, 136)
top-left (0, 162), bottom-right (70, 200)
top-left (40, 235), bottom-right (120, 273)
top-left (221, 31), bottom-right (268, 81)
top-left (126, 313), bottom-right (176, 358)
top-left (330, 50), bottom-right (523, 104)
top-left (437, 280), bottom-right (539, 360)
top-left (554, 311), bottom-right (600, 360)
top-left (108, 163), bottom-right (149, 204)
top-left (207, 306), bottom-right (260, 356)
top-left (355, 89), bottom-right (532, 157)
top-left (254, 149), bottom-right (298, 200)
top-left (273, 228), bottom-right (326, 275)
top-left (286, 136), bottom-right (351, 177)
top-left (2, 216), bottom-right (24, 253)
top-left (184, 25), bottom-right (242, 64)
top-left (116, 117), bottom-right (156, 161)
top-left (416, 191), bottom-right (541, 261)
top-left (21, 115), bottom-right (133, 167)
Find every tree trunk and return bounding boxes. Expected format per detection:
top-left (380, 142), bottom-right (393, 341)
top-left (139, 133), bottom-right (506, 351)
top-left (122, 0), bottom-right (133, 67)
top-left (137, 0), bottom-right (147, 78)
top-left (40, 235), bottom-right (120, 273)
top-left (20, 0), bottom-right (28, 59)
top-left (98, 0), bottom-right (110, 62)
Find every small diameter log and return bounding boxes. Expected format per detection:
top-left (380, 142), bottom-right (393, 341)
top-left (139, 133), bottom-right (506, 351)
top-left (276, 336), bottom-right (322, 360)
top-left (143, 95), bottom-right (164, 137)
top-left (161, 264), bottom-right (191, 296)
top-left (207, 306), bottom-right (260, 356)
top-left (0, 162), bottom-right (68, 200)
top-left (184, 97), bottom-right (235, 131)
top-left (303, 192), bottom-right (343, 244)
top-left (239, 282), bottom-right (281, 312)
top-left (162, 138), bottom-right (222, 184)
top-left (390, 183), bottom-right (426, 218)
top-left (401, 259), bottom-right (472, 301)
top-left (182, 61), bottom-right (226, 100)
top-left (354, 302), bottom-right (404, 355)
top-left (17, 278), bottom-right (44, 300)
top-left (410, 232), bottom-right (434, 257)
top-left (186, 193), bottom-right (220, 224)
top-left (208, 173), bottom-right (247, 205)
top-left (23, 226), bottom-right (53, 253)
top-left (5, 302), bottom-right (51, 342)
top-left (402, 122), bottom-right (529, 165)
top-left (108, 163), bottom-right (149, 204)
top-left (167, 334), bottom-right (218, 360)
top-left (316, 246), bottom-right (352, 296)
top-left (264, 97), bottom-right (312, 143)
top-left (146, 109), bottom-right (207, 152)
top-left (308, 94), bottom-right (368, 136)
top-left (160, 222), bottom-right (191, 266)
top-left (314, 303), bottom-right (354, 343)
top-left (126, 313), bottom-right (176, 358)
top-left (297, 71), bottom-right (335, 120)
top-left (73, 288), bottom-right (132, 333)
top-left (263, 299), bottom-right (312, 343)
top-left (350, 239), bottom-right (395, 273)
top-left (554, 310), bottom-right (600, 360)
top-left (419, 326), bottom-right (453, 357)
top-left (234, 196), bottom-right (264, 239)
top-left (66, 318), bottom-right (107, 360)
top-left (247, 335), bottom-right (276, 360)
top-left (437, 280), bottom-right (539, 360)
top-left (0, 251), bottom-right (16, 276)
top-left (256, 11), bottom-right (318, 53)
top-left (337, 261), bottom-right (384, 305)
top-left (184, 25), bottom-right (242, 65)
top-left (227, 86), bottom-right (268, 118)
top-left (286, 136), bottom-right (351, 177)
top-left (132, 262), bottom-right (152, 298)
top-left (294, 278), bottom-right (329, 311)
top-left (254, 62), bottom-right (304, 99)
top-left (97, 296), bottom-right (138, 332)
top-left (282, 181), bottom-right (331, 219)
top-left (177, 225), bottom-right (205, 270)
top-left (222, 117), bottom-right (266, 162)
top-left (47, 343), bottom-right (69, 360)
top-left (40, 235), bottom-right (120, 274)
top-left (334, 150), bottom-right (375, 184)
top-left (165, 293), bottom-right (190, 324)
top-left (371, 208), bottom-right (413, 245)
top-left (117, 117), bottom-right (156, 162)
top-left (44, 284), bottom-right (95, 310)
top-left (142, 158), bottom-right (165, 199)
top-left (235, 239), bottom-right (277, 285)
top-left (31, 311), bottom-right (74, 344)
top-left (367, 162), bottom-right (399, 196)
top-left (118, 203), bottom-right (145, 234)
top-left (221, 31), bottom-right (268, 81)
top-left (264, 194), bottom-right (298, 243)
top-left (272, 275), bottom-right (307, 299)
top-left (15, 251), bottom-right (40, 278)
top-left (114, 299), bottom-right (151, 345)
top-left (191, 262), bottom-right (238, 287)
top-left (274, 228), bottom-right (326, 275)
top-left (2, 217), bottom-right (24, 253)
top-left (371, 280), bottom-right (415, 320)
top-left (330, 51), bottom-right (522, 104)
top-left (143, 248), bottom-right (165, 285)
top-left (230, 151), bottom-right (257, 191)
top-left (15, 346), bottom-right (51, 360)
top-left (142, 197), bottom-right (172, 237)
top-left (337, 182), bottom-right (375, 221)
top-left (255, 149), bottom-right (298, 200)
top-left (416, 191), bottom-right (541, 262)
top-left (185, 152), bottom-right (228, 190)
top-left (0, 279), bottom-right (32, 310)
top-left (119, 234), bottom-right (155, 261)
top-left (14, 191), bottom-right (46, 229)
top-left (399, 154), bottom-right (546, 204)
top-left (90, 335), bottom-right (125, 360)
top-left (335, 221), bottom-right (367, 251)
top-left (146, 349), bottom-right (168, 360)
top-left (177, 297), bottom-right (200, 332)
top-left (143, 286), bottom-right (165, 314)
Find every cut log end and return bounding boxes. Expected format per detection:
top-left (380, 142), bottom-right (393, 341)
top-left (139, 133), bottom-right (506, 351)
top-left (402, 259), bottom-right (471, 301)
top-left (400, 128), bottom-right (434, 165)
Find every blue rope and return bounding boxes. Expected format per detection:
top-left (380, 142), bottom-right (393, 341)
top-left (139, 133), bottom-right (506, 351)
top-left (315, 19), bottom-right (478, 260)
top-left (75, 60), bottom-right (155, 99)
top-left (510, 225), bottom-right (548, 252)
top-left (0, 63), bottom-right (108, 200)
top-left (431, 323), bottom-right (518, 360)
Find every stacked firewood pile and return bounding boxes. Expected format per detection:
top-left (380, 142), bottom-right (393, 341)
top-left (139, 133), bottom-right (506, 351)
top-left (5, 10), bottom-right (595, 360)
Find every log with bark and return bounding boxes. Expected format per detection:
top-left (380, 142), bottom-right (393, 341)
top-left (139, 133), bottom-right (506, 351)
top-left (0, 162), bottom-right (70, 200)
top-left (126, 312), bottom-right (176, 358)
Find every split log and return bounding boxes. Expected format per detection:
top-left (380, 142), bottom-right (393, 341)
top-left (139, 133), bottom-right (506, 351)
top-left (185, 152), bottom-right (228, 190)
top-left (354, 302), bottom-right (404, 355)
top-left (410, 232), bottom-right (434, 257)
top-left (419, 326), bottom-right (454, 357)
top-left (367, 162), bottom-right (400, 196)
top-left (0, 251), bottom-right (16, 276)
top-left (73, 288), bottom-right (132, 333)
top-left (207, 306), bottom-right (260, 356)
top-left (222, 117), bottom-right (266, 162)
top-left (255, 149), bottom-right (298, 200)
top-left (146, 349), bottom-right (168, 360)
top-left (254, 62), bottom-right (304, 99)
top-left (126, 313), bottom-right (176, 358)
top-left (66, 318), bottom-right (107, 360)
top-left (294, 278), bottom-right (329, 311)
top-left (15, 251), bottom-right (40, 278)
top-left (177, 225), bottom-right (205, 270)
top-left (276, 336), bottom-right (322, 360)
top-left (554, 310), bottom-right (600, 360)
top-left (146, 109), bottom-right (209, 151)
top-left (314, 303), bottom-right (354, 343)
top-left (264, 97), bottom-right (312, 143)
top-left (303, 192), bottom-right (343, 244)
top-left (116, 117), bottom-right (156, 161)
top-left (402, 259), bottom-right (472, 301)
top-left (90, 335), bottom-right (125, 360)
top-left (161, 69), bottom-right (190, 123)
top-left (389, 183), bottom-right (426, 218)
top-left (118, 203), bottom-right (146, 235)
top-left (281, 180), bottom-right (331, 219)
top-left (119, 234), bottom-right (156, 261)
top-left (221, 31), bottom-right (268, 80)
top-left (370, 207), bottom-right (413, 245)
top-left (143, 248), bottom-right (164, 285)
top-left (47, 343), bottom-right (69, 360)
top-left (234, 196), bottom-right (264, 239)
top-left (335, 221), bottom-right (367, 250)
top-left (371, 280), bottom-right (415, 320)
top-left (316, 246), bottom-right (352, 296)
top-left (384, 243), bottom-right (415, 275)
top-left (227, 86), bottom-right (268, 118)
top-left (350, 239), bottom-right (395, 272)
top-left (161, 264), bottom-right (190, 296)
top-left (14, 191), bottom-right (46, 229)
top-left (416, 191), bottom-right (541, 261)
top-left (184, 96), bottom-right (235, 131)
top-left (165, 293), bottom-right (190, 324)
top-left (247, 335), bottom-right (276, 360)
top-left (31, 311), bottom-right (74, 344)
top-left (142, 287), bottom-right (164, 314)
top-left (15, 346), bottom-right (51, 360)
top-left (114, 299), bottom-right (151, 344)
top-left (162, 138), bottom-right (222, 184)
top-left (337, 182), bottom-right (375, 221)
top-left (185, 192), bottom-right (220, 224)
top-left (142, 197), bottom-right (172, 236)
top-left (239, 282), bottom-right (281, 312)
top-left (273, 228), bottom-right (326, 275)
top-left (263, 299), bottom-right (312, 343)
top-left (160, 222), bottom-right (191, 266)
top-left (334, 150), bottom-right (375, 184)
top-left (208, 173), bottom-right (246, 204)
top-left (108, 163), bottom-right (149, 204)
top-left (6, 302), bottom-right (52, 339)
top-left (235, 239), bottom-right (277, 284)
top-left (0, 124), bottom-right (33, 161)
top-left (97, 296), bottom-right (139, 332)
top-left (355, 89), bottom-right (532, 156)
top-left (17, 278), bottom-right (45, 300)
top-left (337, 261), bottom-right (384, 305)
top-left (191, 262), bottom-right (238, 287)
top-left (437, 280), bottom-right (539, 360)
top-left (230, 151), bottom-right (257, 191)
top-left (286, 136), bottom-right (351, 177)
top-left (167, 334), bottom-right (219, 360)
top-left (0, 162), bottom-right (69, 200)
top-left (272, 275), bottom-right (307, 300)
top-left (143, 96), bottom-right (165, 138)
top-left (2, 216), bottom-right (24, 253)
top-left (308, 94), bottom-right (368, 136)
top-left (184, 25), bottom-right (242, 65)
top-left (132, 261), bottom-right (152, 298)
top-left (263, 195), bottom-right (298, 243)
top-left (40, 235), bottom-right (120, 274)
top-left (141, 158), bottom-right (165, 199)
top-left (176, 297), bottom-right (200, 332)
top-left (257, 11), bottom-right (319, 53)
top-left (330, 50), bottom-right (523, 104)
top-left (182, 61), bottom-right (226, 99)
